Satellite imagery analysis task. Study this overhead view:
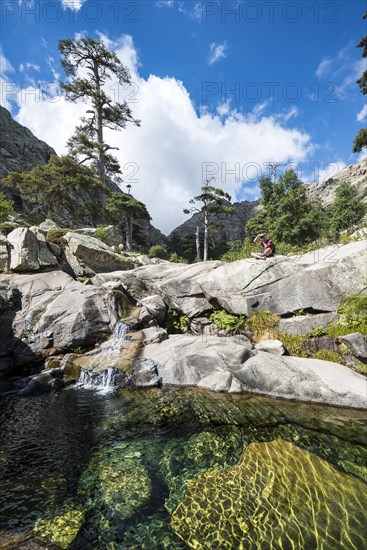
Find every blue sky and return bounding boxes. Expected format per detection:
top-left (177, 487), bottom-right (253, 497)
top-left (1, 0), bottom-right (366, 234)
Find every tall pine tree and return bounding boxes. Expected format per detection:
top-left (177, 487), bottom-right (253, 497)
top-left (184, 180), bottom-right (234, 261)
top-left (59, 37), bottom-right (140, 186)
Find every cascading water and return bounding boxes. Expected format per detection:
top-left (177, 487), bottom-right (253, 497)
top-left (76, 321), bottom-right (130, 393)
top-left (77, 367), bottom-right (118, 393)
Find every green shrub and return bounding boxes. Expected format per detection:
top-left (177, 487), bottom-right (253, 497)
top-left (312, 350), bottom-right (345, 364)
top-left (245, 310), bottom-right (280, 340)
top-left (0, 192), bottom-right (14, 223)
top-left (293, 308), bottom-right (306, 316)
top-left (339, 233), bottom-right (352, 245)
top-left (221, 238), bottom-right (258, 262)
top-left (169, 252), bottom-right (188, 264)
top-left (46, 228), bottom-right (70, 245)
top-left (163, 309), bottom-right (189, 334)
top-left (94, 226), bottom-right (109, 244)
top-left (148, 245), bottom-right (169, 260)
top-left (210, 310), bottom-right (246, 332)
top-left (337, 294), bottom-right (367, 327)
top-left (307, 327), bottom-right (327, 338)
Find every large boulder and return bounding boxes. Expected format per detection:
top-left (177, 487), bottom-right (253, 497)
top-left (93, 241), bottom-right (367, 318)
top-left (171, 439), bottom-right (367, 549)
top-left (93, 261), bottom-right (223, 317)
top-left (62, 232), bottom-right (136, 277)
top-left (0, 271), bottom-right (120, 368)
top-left (142, 333), bottom-right (255, 392)
top-left (197, 241), bottom-right (367, 315)
top-left (235, 351), bottom-right (367, 408)
top-left (6, 227), bottom-right (58, 272)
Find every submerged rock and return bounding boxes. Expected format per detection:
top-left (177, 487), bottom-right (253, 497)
top-left (171, 439), bottom-right (367, 549)
top-left (78, 443), bottom-right (152, 521)
top-left (160, 427), bottom-right (245, 513)
top-left (33, 509), bottom-right (84, 549)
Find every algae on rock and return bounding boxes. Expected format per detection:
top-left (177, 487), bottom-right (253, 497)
top-left (171, 439), bottom-right (367, 550)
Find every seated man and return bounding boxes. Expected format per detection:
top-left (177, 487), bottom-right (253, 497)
top-left (251, 233), bottom-right (275, 260)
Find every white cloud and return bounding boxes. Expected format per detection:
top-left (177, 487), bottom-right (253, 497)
top-left (316, 58), bottom-right (332, 78)
top-left (10, 35), bottom-right (314, 235)
top-left (208, 42), bottom-right (228, 66)
top-left (0, 48), bottom-right (15, 110)
top-left (357, 104), bottom-right (367, 122)
top-left (61, 0), bottom-right (85, 11)
top-left (155, 0), bottom-right (174, 7)
top-left (19, 62), bottom-right (41, 73)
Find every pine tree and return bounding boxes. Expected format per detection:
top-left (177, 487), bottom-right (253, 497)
top-left (245, 170), bottom-right (324, 246)
top-left (328, 181), bottom-right (367, 236)
top-left (106, 192), bottom-right (150, 251)
top-left (59, 37), bottom-right (140, 185)
top-left (353, 11), bottom-right (367, 153)
top-left (184, 180), bottom-right (234, 261)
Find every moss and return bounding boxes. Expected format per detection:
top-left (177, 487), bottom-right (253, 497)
top-left (33, 508), bottom-right (84, 549)
top-left (276, 332), bottom-right (308, 357)
top-left (312, 350), bottom-right (345, 364)
top-left (307, 327), bottom-right (327, 338)
top-left (46, 228), bottom-right (70, 246)
top-left (245, 310), bottom-right (280, 341)
top-left (337, 294), bottom-right (367, 327)
top-left (0, 221), bottom-right (19, 235)
top-left (327, 322), bottom-right (367, 337)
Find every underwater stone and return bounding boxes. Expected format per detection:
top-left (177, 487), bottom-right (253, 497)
top-left (33, 509), bottom-right (84, 549)
top-left (171, 439), bottom-right (367, 550)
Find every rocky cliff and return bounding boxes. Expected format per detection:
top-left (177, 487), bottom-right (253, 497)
top-left (0, 106), bottom-right (56, 179)
top-left (306, 158), bottom-right (367, 206)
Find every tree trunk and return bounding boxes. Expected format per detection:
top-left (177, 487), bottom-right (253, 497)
top-left (93, 61), bottom-right (106, 208)
top-left (203, 213), bottom-right (208, 261)
top-left (125, 217), bottom-right (131, 251)
top-left (129, 215), bottom-right (134, 251)
top-left (195, 225), bottom-right (200, 261)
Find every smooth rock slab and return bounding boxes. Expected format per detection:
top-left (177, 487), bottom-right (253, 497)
top-left (171, 439), bottom-right (367, 550)
top-left (236, 351), bottom-right (367, 408)
top-left (143, 333), bottom-right (255, 391)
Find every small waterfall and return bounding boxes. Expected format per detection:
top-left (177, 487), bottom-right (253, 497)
top-left (77, 367), bottom-right (118, 394)
top-left (89, 321), bottom-right (130, 357)
top-left (76, 321), bottom-right (130, 393)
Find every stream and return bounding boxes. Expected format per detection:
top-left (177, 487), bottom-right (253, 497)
top-left (0, 383), bottom-right (367, 549)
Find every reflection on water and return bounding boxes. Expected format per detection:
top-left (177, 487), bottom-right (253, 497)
top-left (0, 385), bottom-right (366, 549)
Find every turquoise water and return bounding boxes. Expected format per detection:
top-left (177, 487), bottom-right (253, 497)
top-left (0, 385), bottom-right (367, 549)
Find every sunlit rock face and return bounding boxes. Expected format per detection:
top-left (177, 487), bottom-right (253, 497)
top-left (171, 439), bottom-right (367, 549)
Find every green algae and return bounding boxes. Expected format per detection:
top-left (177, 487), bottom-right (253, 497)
top-left (171, 439), bottom-right (367, 550)
top-left (160, 426), bottom-right (245, 513)
top-left (78, 443), bottom-right (152, 520)
top-left (33, 508), bottom-right (84, 549)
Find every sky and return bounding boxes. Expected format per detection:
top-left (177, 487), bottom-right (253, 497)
top-left (1, 0), bottom-right (366, 235)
